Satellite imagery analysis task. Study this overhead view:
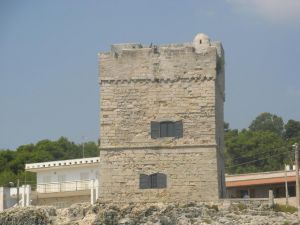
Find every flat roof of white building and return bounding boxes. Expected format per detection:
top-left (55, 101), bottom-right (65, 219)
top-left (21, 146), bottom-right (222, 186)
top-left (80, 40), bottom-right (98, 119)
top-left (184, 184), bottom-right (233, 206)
top-left (25, 157), bottom-right (100, 172)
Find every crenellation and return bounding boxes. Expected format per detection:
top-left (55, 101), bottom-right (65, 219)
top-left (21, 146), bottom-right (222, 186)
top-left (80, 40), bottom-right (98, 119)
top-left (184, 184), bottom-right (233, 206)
top-left (100, 46), bottom-right (217, 81)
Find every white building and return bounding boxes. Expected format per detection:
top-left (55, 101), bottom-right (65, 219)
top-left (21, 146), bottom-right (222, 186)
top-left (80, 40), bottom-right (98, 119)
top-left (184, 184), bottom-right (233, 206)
top-left (25, 157), bottom-right (100, 208)
top-left (1, 184), bottom-right (33, 211)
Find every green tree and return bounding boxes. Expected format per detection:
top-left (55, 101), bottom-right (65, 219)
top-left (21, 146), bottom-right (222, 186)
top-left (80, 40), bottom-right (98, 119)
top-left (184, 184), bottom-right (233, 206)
top-left (224, 122), bottom-right (230, 132)
top-left (0, 137), bottom-right (98, 188)
top-left (35, 139), bottom-right (65, 160)
top-left (284, 120), bottom-right (300, 139)
top-left (79, 141), bottom-right (98, 158)
top-left (0, 170), bottom-right (17, 187)
top-left (225, 130), bottom-right (289, 174)
top-left (56, 137), bottom-right (81, 159)
top-left (249, 112), bottom-right (284, 136)
top-left (0, 150), bottom-right (16, 172)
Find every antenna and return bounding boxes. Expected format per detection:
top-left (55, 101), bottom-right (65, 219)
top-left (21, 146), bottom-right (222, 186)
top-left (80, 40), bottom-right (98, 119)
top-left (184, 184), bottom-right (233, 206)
top-left (82, 136), bottom-right (85, 158)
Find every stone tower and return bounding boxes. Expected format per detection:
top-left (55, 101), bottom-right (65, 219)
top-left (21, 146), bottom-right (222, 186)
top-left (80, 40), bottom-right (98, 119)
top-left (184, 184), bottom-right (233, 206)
top-left (98, 33), bottom-right (225, 203)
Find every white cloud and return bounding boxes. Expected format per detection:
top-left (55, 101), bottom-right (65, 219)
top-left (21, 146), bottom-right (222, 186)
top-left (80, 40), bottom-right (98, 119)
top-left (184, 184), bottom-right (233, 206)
top-left (226, 0), bottom-right (300, 23)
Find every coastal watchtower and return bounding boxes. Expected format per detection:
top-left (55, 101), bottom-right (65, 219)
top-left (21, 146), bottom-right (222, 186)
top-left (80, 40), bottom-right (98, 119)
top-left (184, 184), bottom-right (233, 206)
top-left (98, 33), bottom-right (225, 202)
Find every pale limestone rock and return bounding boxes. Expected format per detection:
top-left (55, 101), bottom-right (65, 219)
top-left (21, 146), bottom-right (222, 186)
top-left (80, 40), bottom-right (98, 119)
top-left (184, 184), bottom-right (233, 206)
top-left (0, 202), bottom-right (299, 225)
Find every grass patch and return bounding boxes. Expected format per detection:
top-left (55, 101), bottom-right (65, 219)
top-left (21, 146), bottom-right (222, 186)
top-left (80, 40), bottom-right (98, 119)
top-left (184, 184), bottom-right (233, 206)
top-left (229, 203), bottom-right (247, 213)
top-left (273, 204), bottom-right (297, 214)
top-left (205, 204), bottom-right (219, 212)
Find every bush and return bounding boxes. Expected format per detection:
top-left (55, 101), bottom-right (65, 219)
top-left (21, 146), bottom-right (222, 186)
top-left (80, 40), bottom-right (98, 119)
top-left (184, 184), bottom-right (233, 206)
top-left (273, 204), bottom-right (297, 214)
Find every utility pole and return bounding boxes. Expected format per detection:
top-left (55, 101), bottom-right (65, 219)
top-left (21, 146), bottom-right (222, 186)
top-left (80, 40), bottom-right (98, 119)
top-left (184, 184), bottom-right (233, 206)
top-left (284, 165), bottom-right (289, 206)
top-left (293, 143), bottom-right (299, 212)
top-left (17, 179), bottom-right (20, 206)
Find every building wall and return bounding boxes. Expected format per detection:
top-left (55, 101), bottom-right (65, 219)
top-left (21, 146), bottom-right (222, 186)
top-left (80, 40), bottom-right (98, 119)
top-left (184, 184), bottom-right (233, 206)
top-left (227, 186), bottom-right (270, 198)
top-left (99, 34), bottom-right (225, 202)
top-left (227, 183), bottom-right (295, 199)
top-left (100, 147), bottom-right (219, 203)
top-left (37, 165), bottom-right (100, 184)
top-left (100, 43), bottom-right (219, 148)
top-left (215, 43), bottom-right (226, 198)
top-left (275, 197), bottom-right (297, 207)
top-left (0, 187), bottom-right (17, 212)
top-left (37, 195), bottom-right (90, 208)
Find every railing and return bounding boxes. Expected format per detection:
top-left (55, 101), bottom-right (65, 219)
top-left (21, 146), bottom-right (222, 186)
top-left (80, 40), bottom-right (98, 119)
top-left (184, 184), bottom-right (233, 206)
top-left (37, 180), bottom-right (91, 193)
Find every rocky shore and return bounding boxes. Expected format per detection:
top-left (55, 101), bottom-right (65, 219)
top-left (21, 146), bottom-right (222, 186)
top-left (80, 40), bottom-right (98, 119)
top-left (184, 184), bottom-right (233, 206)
top-left (0, 201), bottom-right (298, 225)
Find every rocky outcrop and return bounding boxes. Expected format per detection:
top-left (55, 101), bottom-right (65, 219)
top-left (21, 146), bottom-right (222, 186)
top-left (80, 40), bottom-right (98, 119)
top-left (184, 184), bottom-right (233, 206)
top-left (0, 202), bottom-right (298, 225)
top-left (0, 206), bottom-right (55, 225)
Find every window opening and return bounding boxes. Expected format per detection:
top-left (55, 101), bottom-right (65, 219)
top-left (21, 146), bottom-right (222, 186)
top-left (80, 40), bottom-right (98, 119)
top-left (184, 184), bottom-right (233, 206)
top-left (139, 173), bottom-right (167, 189)
top-left (151, 121), bottom-right (183, 138)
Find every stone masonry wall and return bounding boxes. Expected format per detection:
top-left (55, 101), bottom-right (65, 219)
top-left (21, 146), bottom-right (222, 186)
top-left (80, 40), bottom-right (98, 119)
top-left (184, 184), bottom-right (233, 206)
top-left (100, 78), bottom-right (216, 148)
top-left (99, 147), bottom-right (219, 203)
top-left (215, 44), bottom-right (226, 198)
top-left (98, 34), bottom-right (225, 202)
top-left (99, 44), bottom-right (219, 149)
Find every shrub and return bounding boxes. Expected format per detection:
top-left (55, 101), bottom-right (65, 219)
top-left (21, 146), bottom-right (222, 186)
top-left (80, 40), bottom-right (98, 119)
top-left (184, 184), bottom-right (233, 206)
top-left (273, 204), bottom-right (297, 214)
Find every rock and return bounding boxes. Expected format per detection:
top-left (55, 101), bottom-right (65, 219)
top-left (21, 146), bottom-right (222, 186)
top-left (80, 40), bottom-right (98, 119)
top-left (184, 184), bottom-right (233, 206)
top-left (67, 203), bottom-right (87, 220)
top-left (118, 217), bottom-right (135, 225)
top-left (0, 201), bottom-right (299, 225)
top-left (0, 206), bottom-right (52, 225)
top-left (159, 215), bottom-right (173, 225)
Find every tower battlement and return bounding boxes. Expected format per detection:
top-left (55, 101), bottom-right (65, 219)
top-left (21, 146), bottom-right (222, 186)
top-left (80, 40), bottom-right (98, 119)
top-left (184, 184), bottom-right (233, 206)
top-left (99, 33), bottom-right (224, 82)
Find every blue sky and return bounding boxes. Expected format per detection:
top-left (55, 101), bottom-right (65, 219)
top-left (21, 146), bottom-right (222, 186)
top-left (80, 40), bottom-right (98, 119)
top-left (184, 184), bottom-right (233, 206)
top-left (1, 0), bottom-right (300, 149)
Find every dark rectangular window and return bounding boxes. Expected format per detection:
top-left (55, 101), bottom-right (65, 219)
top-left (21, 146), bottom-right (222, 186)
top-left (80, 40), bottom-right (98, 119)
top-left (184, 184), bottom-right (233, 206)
top-left (139, 173), bottom-right (167, 189)
top-left (160, 122), bottom-right (175, 137)
top-left (151, 121), bottom-right (160, 139)
top-left (150, 174), bottom-right (158, 188)
top-left (139, 174), bottom-right (150, 189)
top-left (160, 122), bottom-right (167, 137)
top-left (151, 121), bottom-right (183, 138)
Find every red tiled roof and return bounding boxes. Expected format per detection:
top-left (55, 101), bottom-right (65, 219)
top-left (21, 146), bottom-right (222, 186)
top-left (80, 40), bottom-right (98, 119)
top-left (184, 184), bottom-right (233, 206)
top-left (226, 176), bottom-right (296, 187)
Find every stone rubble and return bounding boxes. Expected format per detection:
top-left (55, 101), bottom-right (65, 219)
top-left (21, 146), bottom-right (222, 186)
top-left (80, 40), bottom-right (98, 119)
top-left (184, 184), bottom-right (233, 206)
top-left (0, 201), bottom-right (299, 225)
